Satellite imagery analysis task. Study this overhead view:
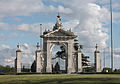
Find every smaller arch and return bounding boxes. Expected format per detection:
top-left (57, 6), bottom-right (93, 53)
top-left (50, 42), bottom-right (67, 53)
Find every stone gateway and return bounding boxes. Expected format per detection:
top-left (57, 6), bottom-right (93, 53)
top-left (15, 15), bottom-right (101, 74)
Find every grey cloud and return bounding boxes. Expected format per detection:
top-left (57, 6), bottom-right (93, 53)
top-left (0, 0), bottom-right (72, 17)
top-left (0, 33), bottom-right (19, 41)
top-left (0, 43), bottom-right (36, 66)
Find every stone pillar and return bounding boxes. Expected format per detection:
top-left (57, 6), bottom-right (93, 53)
top-left (42, 39), bottom-right (47, 73)
top-left (94, 44), bottom-right (102, 72)
top-left (46, 41), bottom-right (52, 73)
top-left (77, 50), bottom-right (82, 73)
top-left (16, 44), bottom-right (21, 73)
top-left (67, 40), bottom-right (74, 74)
top-left (36, 43), bottom-right (42, 73)
top-left (72, 54), bottom-right (76, 73)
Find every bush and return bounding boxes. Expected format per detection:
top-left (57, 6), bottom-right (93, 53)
top-left (102, 67), bottom-right (112, 73)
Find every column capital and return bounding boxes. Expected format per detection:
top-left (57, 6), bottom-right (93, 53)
top-left (16, 43), bottom-right (21, 52)
top-left (95, 44), bottom-right (100, 53)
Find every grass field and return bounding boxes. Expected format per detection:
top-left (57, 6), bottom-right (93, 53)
top-left (0, 74), bottom-right (120, 84)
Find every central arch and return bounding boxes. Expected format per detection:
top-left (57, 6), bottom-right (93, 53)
top-left (39, 15), bottom-right (82, 74)
top-left (42, 37), bottom-right (76, 74)
top-left (50, 42), bottom-right (68, 73)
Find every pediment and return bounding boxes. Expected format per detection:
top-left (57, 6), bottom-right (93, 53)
top-left (50, 30), bottom-right (68, 36)
top-left (44, 29), bottom-right (75, 37)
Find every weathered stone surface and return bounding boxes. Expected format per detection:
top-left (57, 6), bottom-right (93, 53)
top-left (94, 44), bottom-right (102, 72)
top-left (77, 51), bottom-right (82, 73)
top-left (15, 44), bottom-right (21, 73)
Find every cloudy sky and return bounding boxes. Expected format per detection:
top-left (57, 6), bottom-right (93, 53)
top-left (0, 0), bottom-right (120, 69)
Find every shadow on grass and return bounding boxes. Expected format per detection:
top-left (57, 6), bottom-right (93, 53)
top-left (28, 78), bottom-right (120, 84)
top-left (1, 75), bottom-right (120, 84)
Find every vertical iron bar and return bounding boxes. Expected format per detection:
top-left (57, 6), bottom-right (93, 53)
top-left (40, 24), bottom-right (42, 49)
top-left (104, 48), bottom-right (105, 68)
top-left (110, 0), bottom-right (113, 71)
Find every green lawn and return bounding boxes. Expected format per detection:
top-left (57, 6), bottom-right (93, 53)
top-left (0, 74), bottom-right (120, 84)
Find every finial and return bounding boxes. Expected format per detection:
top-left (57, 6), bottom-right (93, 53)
top-left (36, 42), bottom-right (40, 50)
top-left (57, 12), bottom-right (60, 18)
top-left (57, 13), bottom-right (61, 24)
top-left (95, 44), bottom-right (98, 50)
top-left (53, 13), bottom-right (63, 31)
top-left (78, 45), bottom-right (81, 52)
top-left (17, 43), bottom-right (20, 49)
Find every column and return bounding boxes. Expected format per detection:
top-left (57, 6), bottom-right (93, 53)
top-left (36, 43), bottom-right (42, 73)
top-left (46, 41), bottom-right (52, 73)
top-left (16, 44), bottom-right (21, 73)
top-left (67, 40), bottom-right (74, 74)
top-left (72, 54), bottom-right (76, 73)
top-left (42, 39), bottom-right (47, 73)
top-left (77, 51), bottom-right (82, 73)
top-left (94, 44), bottom-right (101, 72)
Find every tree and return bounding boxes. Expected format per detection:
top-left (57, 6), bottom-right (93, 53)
top-left (54, 62), bottom-right (60, 74)
top-left (74, 43), bottom-right (91, 71)
top-left (82, 54), bottom-right (91, 72)
top-left (82, 54), bottom-right (90, 66)
top-left (102, 67), bottom-right (112, 73)
top-left (52, 46), bottom-right (66, 60)
top-left (53, 41), bottom-right (92, 72)
top-left (31, 60), bottom-right (36, 72)
top-left (0, 65), bottom-right (15, 74)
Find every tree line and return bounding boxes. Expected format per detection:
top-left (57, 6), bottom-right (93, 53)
top-left (0, 65), bottom-right (15, 74)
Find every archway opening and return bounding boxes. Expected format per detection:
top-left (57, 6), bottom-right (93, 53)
top-left (20, 45), bottom-right (35, 73)
top-left (51, 44), bottom-right (67, 73)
